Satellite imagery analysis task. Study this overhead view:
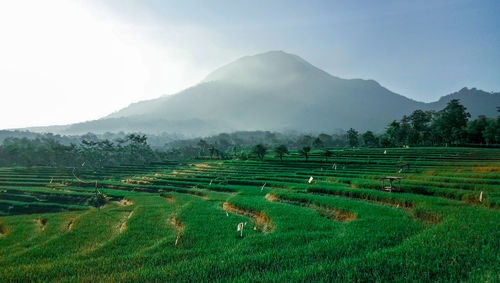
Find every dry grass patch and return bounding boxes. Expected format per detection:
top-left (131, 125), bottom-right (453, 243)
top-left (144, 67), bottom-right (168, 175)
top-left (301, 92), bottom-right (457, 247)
top-left (223, 202), bottom-right (275, 233)
top-left (265, 193), bottom-right (279, 202)
top-left (118, 210), bottom-right (135, 233)
top-left (195, 163), bottom-right (210, 170)
top-left (118, 198), bottom-right (134, 206)
top-left (160, 194), bottom-right (176, 203)
top-left (66, 219), bottom-right (75, 231)
top-left (312, 204), bottom-right (357, 222)
top-left (168, 213), bottom-right (185, 245)
top-left (122, 179), bottom-right (150, 185)
top-left (473, 166), bottom-right (500, 173)
top-left (0, 221), bottom-right (11, 237)
top-left (34, 217), bottom-right (47, 232)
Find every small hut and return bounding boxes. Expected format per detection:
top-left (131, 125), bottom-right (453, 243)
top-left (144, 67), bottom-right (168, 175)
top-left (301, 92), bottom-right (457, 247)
top-left (380, 176), bottom-right (403, 192)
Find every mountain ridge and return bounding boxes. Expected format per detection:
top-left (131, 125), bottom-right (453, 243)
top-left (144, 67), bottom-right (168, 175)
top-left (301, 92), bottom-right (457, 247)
top-left (17, 51), bottom-right (500, 136)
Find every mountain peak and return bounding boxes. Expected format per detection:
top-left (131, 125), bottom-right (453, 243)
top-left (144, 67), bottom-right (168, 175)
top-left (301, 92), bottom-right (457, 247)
top-left (202, 50), bottom-right (331, 85)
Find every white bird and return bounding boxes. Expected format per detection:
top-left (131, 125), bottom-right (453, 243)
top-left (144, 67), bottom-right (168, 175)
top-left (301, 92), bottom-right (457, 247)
top-left (308, 176), bottom-right (314, 184)
top-left (479, 191), bottom-right (483, 202)
top-left (226, 211), bottom-right (229, 217)
top-left (261, 183), bottom-right (266, 191)
top-left (209, 180), bottom-right (212, 186)
top-left (384, 150), bottom-right (387, 154)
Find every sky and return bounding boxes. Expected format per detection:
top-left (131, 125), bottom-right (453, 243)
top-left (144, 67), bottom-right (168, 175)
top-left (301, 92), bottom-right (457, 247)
top-left (1, 0), bottom-right (499, 129)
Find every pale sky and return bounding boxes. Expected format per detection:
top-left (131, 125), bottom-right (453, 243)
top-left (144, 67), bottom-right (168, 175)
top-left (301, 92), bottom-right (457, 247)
top-left (1, 0), bottom-right (499, 129)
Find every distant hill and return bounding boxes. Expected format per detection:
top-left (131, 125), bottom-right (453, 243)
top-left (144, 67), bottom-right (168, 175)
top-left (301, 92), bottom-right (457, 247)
top-left (22, 51), bottom-right (500, 136)
top-left (426, 87), bottom-right (500, 118)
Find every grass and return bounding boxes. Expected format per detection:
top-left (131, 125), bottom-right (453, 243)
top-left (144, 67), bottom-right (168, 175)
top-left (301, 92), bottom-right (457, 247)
top-left (1, 147), bottom-right (500, 281)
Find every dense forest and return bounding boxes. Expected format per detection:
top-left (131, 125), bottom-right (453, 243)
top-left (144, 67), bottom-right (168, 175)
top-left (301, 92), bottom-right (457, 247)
top-left (0, 99), bottom-right (498, 166)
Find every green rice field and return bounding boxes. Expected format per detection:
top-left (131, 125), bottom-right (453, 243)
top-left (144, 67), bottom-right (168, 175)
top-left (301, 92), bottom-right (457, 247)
top-left (1, 147), bottom-right (500, 282)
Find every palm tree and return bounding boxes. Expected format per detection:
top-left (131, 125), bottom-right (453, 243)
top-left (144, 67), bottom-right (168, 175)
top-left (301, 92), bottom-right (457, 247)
top-left (274, 145), bottom-right (289, 161)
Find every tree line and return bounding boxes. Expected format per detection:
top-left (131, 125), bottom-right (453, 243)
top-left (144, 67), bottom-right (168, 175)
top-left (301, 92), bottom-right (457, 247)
top-left (0, 99), bottom-right (498, 166)
top-left (0, 134), bottom-right (161, 168)
top-left (346, 99), bottom-right (500, 148)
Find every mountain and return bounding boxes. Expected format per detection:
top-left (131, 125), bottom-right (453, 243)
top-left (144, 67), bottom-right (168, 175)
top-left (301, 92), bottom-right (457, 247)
top-left (23, 51), bottom-right (500, 136)
top-left (426, 87), bottom-right (500, 118)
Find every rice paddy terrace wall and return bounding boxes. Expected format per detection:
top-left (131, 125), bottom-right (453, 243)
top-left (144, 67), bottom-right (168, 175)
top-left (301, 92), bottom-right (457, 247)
top-left (1, 147), bottom-right (500, 281)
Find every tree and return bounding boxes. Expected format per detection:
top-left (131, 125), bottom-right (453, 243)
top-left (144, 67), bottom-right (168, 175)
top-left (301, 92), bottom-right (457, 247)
top-left (252, 144), bottom-right (267, 161)
top-left (312, 137), bottom-right (324, 149)
top-left (466, 115), bottom-right (490, 144)
top-left (410, 110), bottom-right (432, 132)
top-left (361, 131), bottom-right (378, 147)
top-left (346, 128), bottom-right (359, 147)
top-left (299, 146), bottom-right (311, 162)
top-left (385, 121), bottom-right (401, 146)
top-left (274, 145), bottom-right (289, 161)
top-left (433, 99), bottom-right (471, 144)
top-left (408, 110), bottom-right (432, 144)
top-left (483, 119), bottom-right (500, 144)
top-left (318, 133), bottom-right (333, 147)
top-left (393, 115), bottom-right (411, 145)
top-left (208, 144), bottom-right (217, 159)
top-left (197, 139), bottom-right (208, 156)
top-left (298, 135), bottom-right (314, 147)
top-left (322, 149), bottom-right (333, 162)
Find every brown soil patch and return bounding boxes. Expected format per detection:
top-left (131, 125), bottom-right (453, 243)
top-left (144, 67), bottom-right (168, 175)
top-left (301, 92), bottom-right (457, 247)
top-left (223, 202), bottom-right (274, 233)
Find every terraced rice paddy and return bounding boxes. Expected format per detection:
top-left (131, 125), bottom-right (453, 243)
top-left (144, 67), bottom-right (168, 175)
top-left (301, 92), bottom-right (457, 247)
top-left (1, 147), bottom-right (500, 281)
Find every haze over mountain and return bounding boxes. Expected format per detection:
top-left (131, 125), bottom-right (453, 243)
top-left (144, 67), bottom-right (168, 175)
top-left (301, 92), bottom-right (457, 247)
top-left (24, 51), bottom-right (500, 136)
